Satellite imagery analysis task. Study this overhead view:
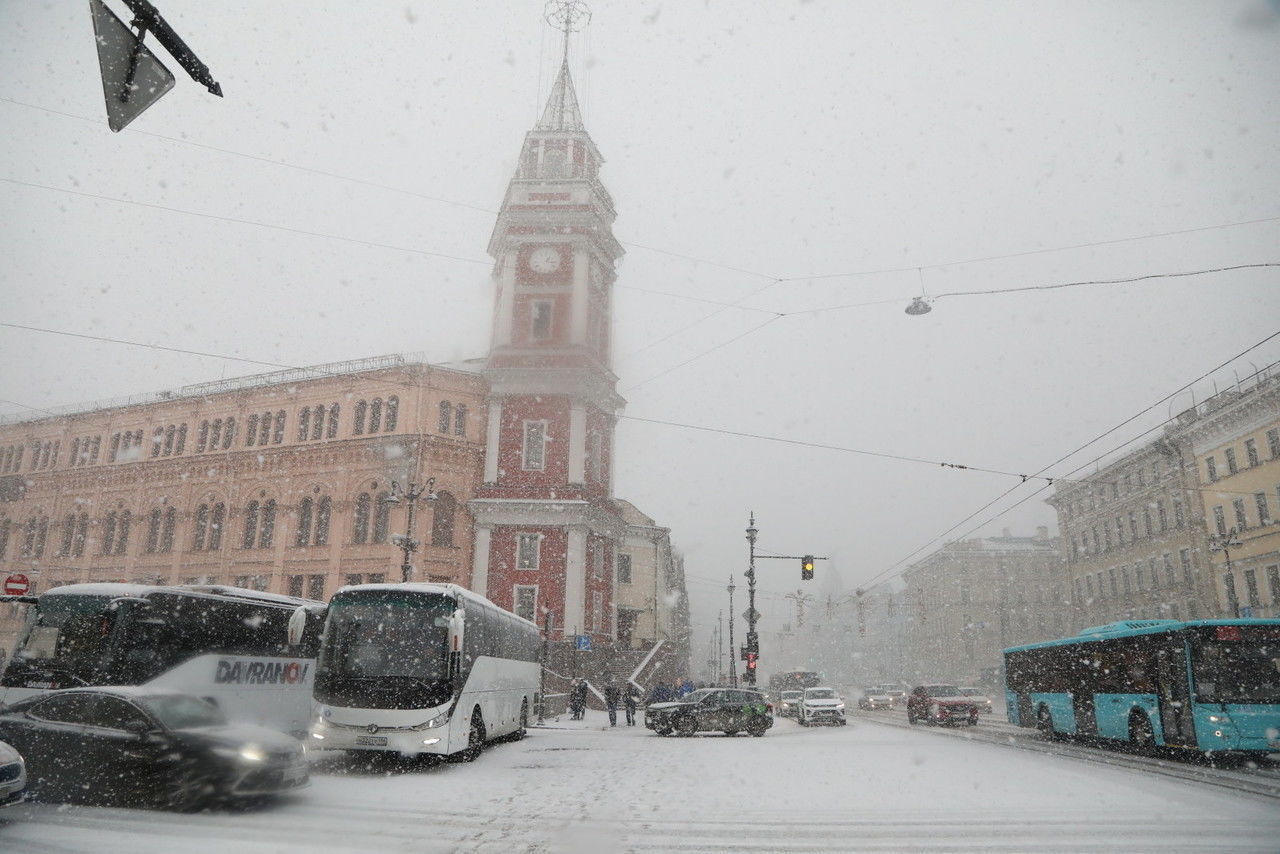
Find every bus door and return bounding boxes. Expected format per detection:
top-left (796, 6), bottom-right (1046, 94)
top-left (1153, 643), bottom-right (1195, 747)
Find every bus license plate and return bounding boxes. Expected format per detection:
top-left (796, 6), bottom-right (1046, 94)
top-left (355, 735), bottom-right (387, 746)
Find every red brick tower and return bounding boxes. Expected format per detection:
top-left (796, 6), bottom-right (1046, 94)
top-left (469, 50), bottom-right (625, 644)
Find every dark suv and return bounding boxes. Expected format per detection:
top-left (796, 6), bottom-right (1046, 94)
top-left (645, 688), bottom-right (773, 737)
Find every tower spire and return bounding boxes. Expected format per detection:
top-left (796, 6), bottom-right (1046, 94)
top-left (542, 2), bottom-right (591, 129)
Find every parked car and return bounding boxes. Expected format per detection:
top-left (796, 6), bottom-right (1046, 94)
top-left (776, 690), bottom-right (804, 718)
top-left (957, 687), bottom-right (994, 714)
top-left (872, 684), bottom-right (908, 707)
top-left (798, 687), bottom-right (846, 726)
top-left (0, 740), bottom-right (26, 807)
top-left (906, 684), bottom-right (980, 726)
top-left (645, 688), bottom-right (773, 737)
top-left (858, 689), bottom-right (894, 711)
top-left (0, 687), bottom-right (308, 809)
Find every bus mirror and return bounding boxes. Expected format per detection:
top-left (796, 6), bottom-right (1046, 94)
top-left (287, 606), bottom-right (308, 647)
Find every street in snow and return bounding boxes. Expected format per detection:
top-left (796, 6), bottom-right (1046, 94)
top-left (2, 713), bottom-right (1277, 853)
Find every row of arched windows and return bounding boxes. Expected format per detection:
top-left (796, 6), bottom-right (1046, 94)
top-left (150, 424), bottom-right (188, 458)
top-left (109, 430), bottom-right (143, 463)
top-left (241, 500), bottom-right (277, 550)
top-left (58, 513), bottom-right (88, 557)
top-left (69, 435), bottom-right (101, 467)
top-left (1, 445), bottom-right (23, 474)
top-left (197, 418), bottom-right (238, 453)
top-left (145, 507), bottom-right (177, 554)
top-left (101, 510), bottom-right (132, 556)
top-left (27, 440), bottom-right (59, 471)
top-left (438, 401), bottom-right (467, 436)
top-left (246, 411), bottom-right (286, 447)
top-left (297, 404), bottom-right (340, 442)
top-left (21, 515), bottom-right (49, 559)
top-left (296, 496), bottom-right (332, 547)
top-left (353, 397), bottom-right (398, 436)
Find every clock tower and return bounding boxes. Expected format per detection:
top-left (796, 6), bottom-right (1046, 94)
top-left (469, 17), bottom-right (626, 644)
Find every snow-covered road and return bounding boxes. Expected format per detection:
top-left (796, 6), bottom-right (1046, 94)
top-left (2, 712), bottom-right (1277, 852)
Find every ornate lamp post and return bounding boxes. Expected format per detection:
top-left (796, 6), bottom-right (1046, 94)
top-left (382, 478), bottom-right (436, 583)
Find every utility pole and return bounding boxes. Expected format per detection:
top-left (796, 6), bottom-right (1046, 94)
top-left (383, 478), bottom-right (436, 583)
top-left (727, 575), bottom-right (737, 687)
top-left (1211, 527), bottom-right (1245, 616)
top-left (539, 609), bottom-right (552, 723)
top-left (744, 513), bottom-right (759, 685)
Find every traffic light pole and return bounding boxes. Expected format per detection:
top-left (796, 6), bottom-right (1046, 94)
top-left (742, 511), bottom-right (827, 686)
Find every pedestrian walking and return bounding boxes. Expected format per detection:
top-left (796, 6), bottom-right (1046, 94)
top-left (624, 682), bottom-right (639, 726)
top-left (570, 678), bottom-right (588, 720)
top-left (604, 677), bottom-right (621, 727)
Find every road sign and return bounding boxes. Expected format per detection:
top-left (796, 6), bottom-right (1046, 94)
top-left (1240, 606), bottom-right (1254, 619)
top-left (574, 634), bottom-right (592, 651)
top-left (90, 0), bottom-right (176, 132)
top-left (3, 574), bottom-right (30, 596)
top-left (742, 608), bottom-right (761, 624)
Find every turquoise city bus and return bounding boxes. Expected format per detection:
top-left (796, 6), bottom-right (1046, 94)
top-left (1004, 619), bottom-right (1280, 757)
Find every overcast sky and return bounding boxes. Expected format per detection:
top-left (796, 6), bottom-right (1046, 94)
top-left (3, 1), bottom-right (1279, 660)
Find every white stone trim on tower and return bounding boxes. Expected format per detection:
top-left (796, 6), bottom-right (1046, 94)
top-left (565, 526), bottom-right (587, 636)
top-left (484, 401), bottom-right (502, 483)
top-left (495, 251), bottom-right (517, 346)
top-left (570, 248), bottom-right (589, 345)
top-left (471, 524), bottom-right (492, 597)
top-left (568, 404), bottom-right (586, 484)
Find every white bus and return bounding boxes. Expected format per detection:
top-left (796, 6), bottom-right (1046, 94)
top-left (0, 583), bottom-right (325, 737)
top-left (306, 583), bottom-right (541, 761)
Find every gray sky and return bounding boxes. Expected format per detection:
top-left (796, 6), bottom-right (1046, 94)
top-left (3, 1), bottom-right (1279, 654)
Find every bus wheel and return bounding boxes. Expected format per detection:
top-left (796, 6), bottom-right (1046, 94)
top-left (463, 710), bottom-right (486, 762)
top-left (1129, 712), bottom-right (1155, 751)
top-left (1035, 705), bottom-right (1056, 740)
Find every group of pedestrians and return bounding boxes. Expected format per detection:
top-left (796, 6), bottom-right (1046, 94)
top-left (567, 676), bottom-right (642, 726)
top-left (567, 676), bottom-right (699, 727)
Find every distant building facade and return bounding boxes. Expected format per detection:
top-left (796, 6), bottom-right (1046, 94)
top-left (1166, 368), bottom-right (1280, 618)
top-left (613, 500), bottom-right (690, 660)
top-left (0, 355), bottom-right (488, 654)
top-left (1047, 438), bottom-right (1214, 629)
top-left (901, 529), bottom-right (1065, 687)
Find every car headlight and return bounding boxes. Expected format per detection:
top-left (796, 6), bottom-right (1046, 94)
top-left (835, 703), bottom-right (845, 710)
top-left (214, 744), bottom-right (266, 763)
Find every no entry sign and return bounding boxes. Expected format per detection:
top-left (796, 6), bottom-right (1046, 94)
top-left (3, 574), bottom-right (30, 596)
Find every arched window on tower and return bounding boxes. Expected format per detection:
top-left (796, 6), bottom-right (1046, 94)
top-left (312, 405), bottom-right (324, 440)
top-left (102, 511), bottom-right (118, 555)
top-left (175, 424), bottom-right (186, 455)
top-left (438, 401), bottom-right (452, 434)
top-left (223, 417), bottom-right (235, 449)
top-left (354, 401), bottom-right (367, 435)
top-left (246, 414), bottom-right (259, 447)
top-left (243, 502), bottom-right (260, 549)
top-left (259, 500), bottom-right (276, 548)
top-left (454, 405), bottom-right (467, 437)
top-left (353, 493), bottom-right (371, 544)
top-left (297, 408), bottom-right (311, 442)
top-left (384, 397), bottom-right (398, 432)
top-left (327, 404), bottom-right (340, 438)
top-left (193, 504), bottom-right (209, 551)
top-left (146, 508), bottom-right (162, 553)
top-left (431, 492), bottom-right (456, 547)
top-left (369, 399), bottom-right (383, 433)
top-left (272, 411), bottom-right (285, 444)
top-left (209, 419), bottom-right (223, 451)
top-left (315, 496), bottom-right (331, 546)
top-left (160, 507), bottom-right (176, 553)
top-left (114, 510), bottom-right (130, 555)
top-left (163, 425), bottom-right (176, 456)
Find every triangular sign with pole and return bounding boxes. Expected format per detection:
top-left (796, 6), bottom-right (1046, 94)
top-left (90, 0), bottom-right (175, 132)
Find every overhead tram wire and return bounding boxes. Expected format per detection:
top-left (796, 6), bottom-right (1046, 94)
top-left (852, 329), bottom-right (1280, 593)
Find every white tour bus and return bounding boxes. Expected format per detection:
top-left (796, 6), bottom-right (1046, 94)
top-left (1, 582), bottom-right (326, 737)
top-left (306, 582), bottom-right (542, 761)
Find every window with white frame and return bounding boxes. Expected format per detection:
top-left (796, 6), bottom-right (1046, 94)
top-left (517, 533), bottom-right (541, 570)
top-left (617, 553), bottom-right (632, 584)
top-left (592, 547), bottom-right (604, 580)
top-left (522, 421), bottom-right (547, 471)
top-left (592, 590), bottom-right (603, 633)
top-left (514, 585), bottom-right (537, 622)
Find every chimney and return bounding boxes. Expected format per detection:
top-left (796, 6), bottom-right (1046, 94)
top-left (1001, 527), bottom-right (1011, 539)
top-left (1035, 526), bottom-right (1048, 541)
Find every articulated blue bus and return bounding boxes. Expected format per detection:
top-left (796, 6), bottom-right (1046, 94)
top-left (1004, 619), bottom-right (1280, 757)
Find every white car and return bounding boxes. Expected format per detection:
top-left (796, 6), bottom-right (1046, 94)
top-left (958, 687), bottom-right (994, 714)
top-left (0, 740), bottom-right (26, 807)
top-left (798, 687), bottom-right (846, 726)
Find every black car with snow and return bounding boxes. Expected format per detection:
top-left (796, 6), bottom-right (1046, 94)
top-left (645, 688), bottom-right (773, 737)
top-left (0, 686), bottom-right (308, 809)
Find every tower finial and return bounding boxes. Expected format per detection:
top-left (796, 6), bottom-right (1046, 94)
top-left (544, 0), bottom-right (591, 65)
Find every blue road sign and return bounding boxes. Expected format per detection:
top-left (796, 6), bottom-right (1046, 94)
top-left (1240, 606), bottom-right (1254, 619)
top-left (574, 634), bottom-right (592, 651)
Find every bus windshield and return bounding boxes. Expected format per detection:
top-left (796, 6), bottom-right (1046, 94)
top-left (1193, 638), bottom-right (1280, 705)
top-left (5, 594), bottom-right (116, 685)
top-left (316, 590), bottom-right (455, 709)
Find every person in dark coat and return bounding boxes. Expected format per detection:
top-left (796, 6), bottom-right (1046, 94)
top-left (604, 678), bottom-right (621, 727)
top-left (570, 678), bottom-right (588, 720)
top-left (624, 683), bottom-right (639, 726)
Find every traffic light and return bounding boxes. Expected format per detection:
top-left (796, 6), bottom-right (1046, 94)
top-left (801, 555), bottom-right (814, 580)
top-left (745, 651), bottom-right (758, 673)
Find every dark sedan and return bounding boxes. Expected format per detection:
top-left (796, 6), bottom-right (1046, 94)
top-left (0, 686), bottom-right (308, 809)
top-left (645, 688), bottom-right (773, 737)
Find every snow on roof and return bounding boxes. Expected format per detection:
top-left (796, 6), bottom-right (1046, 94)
top-left (42, 582), bottom-right (321, 609)
top-left (331, 582), bottom-right (539, 629)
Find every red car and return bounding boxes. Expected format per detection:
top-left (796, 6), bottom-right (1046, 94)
top-left (906, 684), bottom-right (979, 726)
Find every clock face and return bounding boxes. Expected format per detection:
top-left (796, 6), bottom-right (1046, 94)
top-left (528, 246), bottom-right (562, 274)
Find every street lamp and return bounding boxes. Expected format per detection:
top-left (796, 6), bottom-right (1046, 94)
top-left (727, 575), bottom-right (737, 688)
top-left (744, 513), bottom-right (759, 685)
top-left (382, 478), bottom-right (436, 583)
top-left (1211, 527), bottom-right (1244, 617)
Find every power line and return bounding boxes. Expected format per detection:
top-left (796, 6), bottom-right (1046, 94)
top-left (930, 263), bottom-right (1280, 303)
top-left (852, 329), bottom-right (1280, 592)
top-left (622, 315), bottom-right (783, 392)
